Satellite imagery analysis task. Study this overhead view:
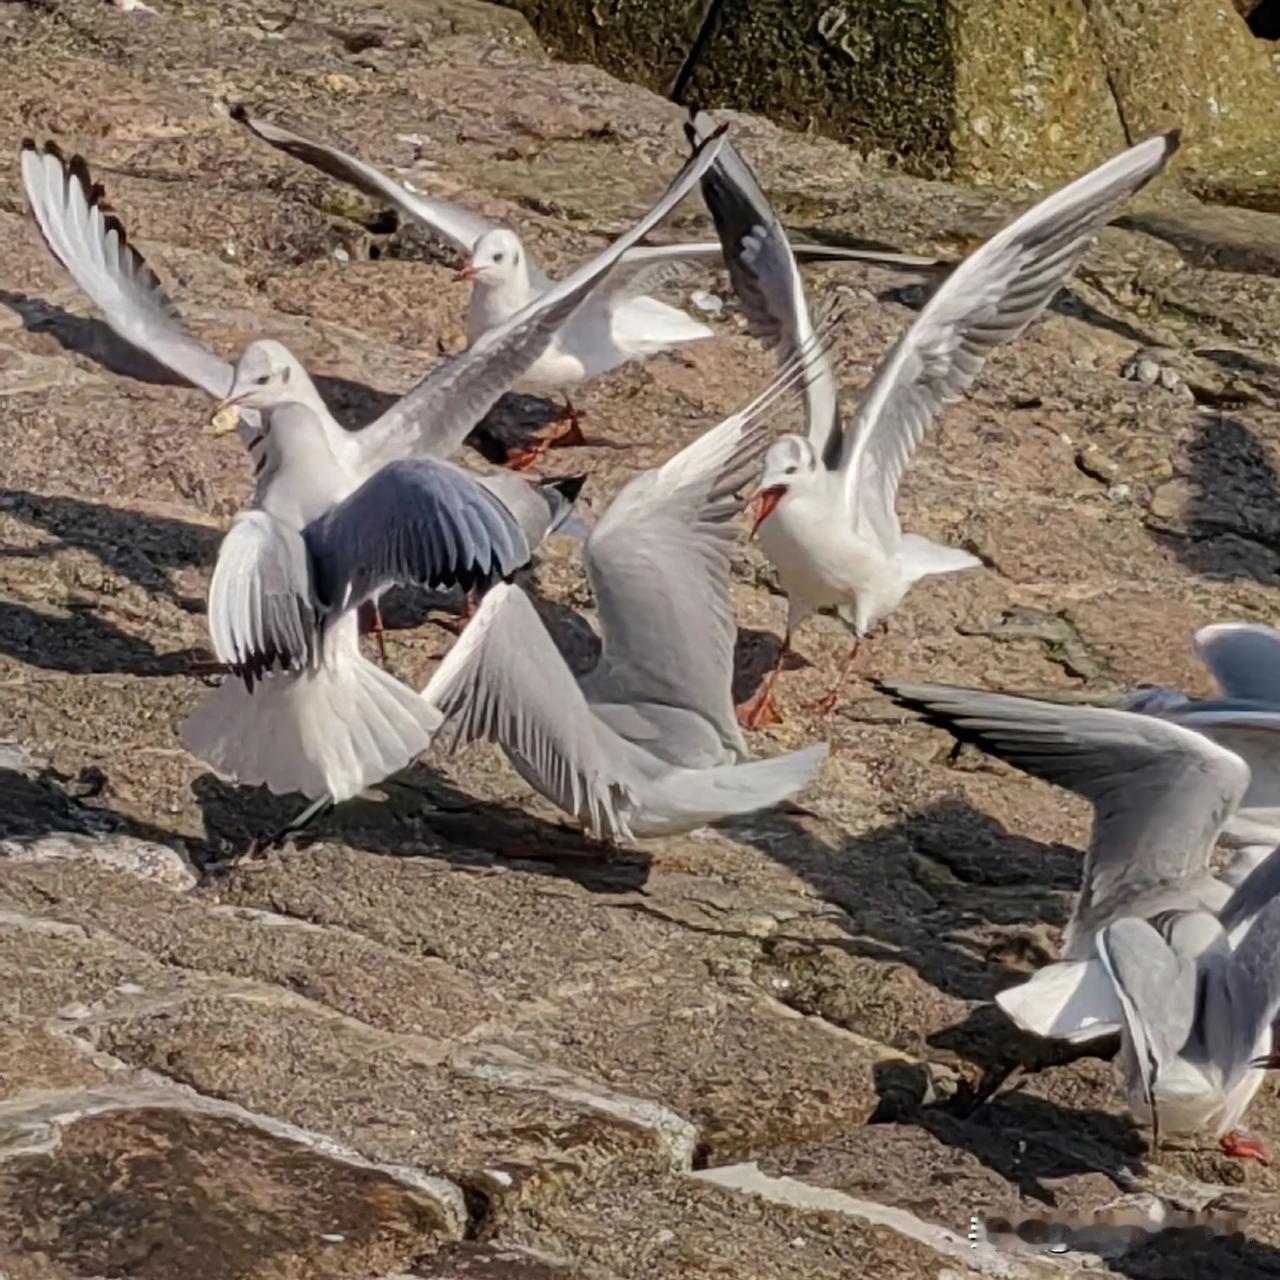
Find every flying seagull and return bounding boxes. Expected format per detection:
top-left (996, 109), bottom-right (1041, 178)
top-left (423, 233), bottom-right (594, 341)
top-left (687, 113), bottom-right (1179, 727)
top-left (421, 347), bottom-right (829, 842)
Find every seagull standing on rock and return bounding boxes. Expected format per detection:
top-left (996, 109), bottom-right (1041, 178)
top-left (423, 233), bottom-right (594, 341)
top-left (687, 114), bottom-right (1180, 728)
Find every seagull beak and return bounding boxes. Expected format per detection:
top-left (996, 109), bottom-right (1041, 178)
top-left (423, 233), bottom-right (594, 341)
top-left (455, 264), bottom-right (477, 282)
top-left (746, 485), bottom-right (786, 538)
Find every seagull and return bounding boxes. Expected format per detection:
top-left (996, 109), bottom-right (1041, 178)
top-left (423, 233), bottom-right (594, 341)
top-left (882, 681), bottom-right (1280, 1161)
top-left (233, 106), bottom-right (943, 457)
top-left (420, 347), bottom-right (829, 843)
top-left (1118, 622), bottom-right (1280, 885)
top-left (687, 114), bottom-right (1180, 728)
top-left (20, 130), bottom-right (725, 654)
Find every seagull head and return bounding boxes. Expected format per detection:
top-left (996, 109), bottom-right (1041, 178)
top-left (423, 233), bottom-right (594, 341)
top-left (747, 435), bottom-right (817, 536)
top-left (218, 340), bottom-right (305, 415)
top-left (458, 228), bottom-right (525, 285)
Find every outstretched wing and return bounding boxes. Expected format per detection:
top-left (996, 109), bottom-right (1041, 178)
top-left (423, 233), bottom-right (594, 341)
top-left (233, 107), bottom-right (499, 260)
top-left (207, 510), bottom-right (319, 689)
top-left (357, 127), bottom-right (729, 464)
top-left (422, 582), bottom-right (639, 841)
top-left (686, 110), bottom-right (842, 463)
top-left (304, 458), bottom-right (530, 612)
top-left (837, 133), bottom-right (1178, 546)
top-left (19, 141), bottom-right (260, 442)
top-left (1195, 623), bottom-right (1280, 702)
top-left (1214, 898), bottom-right (1280, 1086)
top-left (883, 683), bottom-right (1249, 910)
top-left (580, 350), bottom-right (816, 759)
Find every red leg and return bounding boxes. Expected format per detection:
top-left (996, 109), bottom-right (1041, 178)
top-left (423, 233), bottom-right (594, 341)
top-left (1220, 1131), bottom-right (1270, 1164)
top-left (736, 632), bottom-right (790, 730)
top-left (360, 600), bottom-right (389, 668)
top-left (502, 444), bottom-right (545, 470)
top-left (545, 397), bottom-right (623, 451)
top-left (808, 638), bottom-right (862, 718)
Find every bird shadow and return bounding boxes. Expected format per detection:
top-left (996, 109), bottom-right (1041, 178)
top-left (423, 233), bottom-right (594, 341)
top-left (0, 756), bottom-right (188, 848)
top-left (1, 288), bottom-right (565, 461)
top-left (1, 488), bottom-right (218, 608)
top-left (1146, 415), bottom-right (1280, 582)
top-left (0, 600), bottom-right (205, 677)
top-left (191, 764), bottom-right (651, 894)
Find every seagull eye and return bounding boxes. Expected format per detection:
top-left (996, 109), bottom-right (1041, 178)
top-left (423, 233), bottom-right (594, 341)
top-left (493, 252), bottom-right (505, 263)
top-left (280, 366), bottom-right (291, 384)
top-left (784, 465), bottom-right (798, 475)
top-left (254, 374), bottom-right (270, 386)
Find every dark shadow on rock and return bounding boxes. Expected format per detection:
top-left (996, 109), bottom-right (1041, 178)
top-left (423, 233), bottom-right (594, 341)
top-left (0, 600), bottom-right (205, 676)
top-left (1147, 415), bottom-right (1280, 582)
top-left (0, 289), bottom-right (188, 386)
top-left (0, 758), bottom-right (191, 849)
top-left (1, 289), bottom-right (563, 465)
top-left (191, 763), bottom-right (650, 894)
top-left (1, 488), bottom-right (218, 603)
top-left (731, 796), bottom-right (1079, 1007)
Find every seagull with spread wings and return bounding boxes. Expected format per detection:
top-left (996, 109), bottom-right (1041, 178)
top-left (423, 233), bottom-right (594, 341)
top-left (884, 681), bottom-right (1280, 1162)
top-left (687, 114), bottom-right (1179, 727)
top-left (234, 106), bottom-right (941, 456)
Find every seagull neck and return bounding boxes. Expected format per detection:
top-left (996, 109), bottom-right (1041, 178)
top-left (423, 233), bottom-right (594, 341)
top-left (468, 268), bottom-right (532, 332)
top-left (258, 402), bottom-right (350, 526)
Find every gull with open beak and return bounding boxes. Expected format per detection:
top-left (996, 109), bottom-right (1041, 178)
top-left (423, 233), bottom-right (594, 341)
top-left (686, 112), bottom-right (1179, 728)
top-left (233, 106), bottom-right (943, 463)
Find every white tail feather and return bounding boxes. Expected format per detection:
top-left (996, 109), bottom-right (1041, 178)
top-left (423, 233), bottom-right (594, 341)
top-left (181, 617), bottom-right (440, 802)
top-left (634, 743), bottom-right (828, 837)
top-left (995, 960), bottom-right (1123, 1043)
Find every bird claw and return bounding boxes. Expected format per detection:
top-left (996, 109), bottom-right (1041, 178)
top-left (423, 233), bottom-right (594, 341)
top-left (736, 687), bottom-right (783, 730)
top-left (1220, 1131), bottom-right (1270, 1164)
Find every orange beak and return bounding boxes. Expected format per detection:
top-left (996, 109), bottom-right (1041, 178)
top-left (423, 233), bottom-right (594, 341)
top-left (455, 264), bottom-right (477, 282)
top-left (747, 485), bottom-right (786, 538)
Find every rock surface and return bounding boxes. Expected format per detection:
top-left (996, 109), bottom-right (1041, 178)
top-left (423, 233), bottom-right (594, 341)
top-left (510, 0), bottom-right (1280, 191)
top-left (4, 1), bottom-right (1280, 1277)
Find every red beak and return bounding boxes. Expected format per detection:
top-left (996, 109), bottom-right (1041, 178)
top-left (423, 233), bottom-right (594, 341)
top-left (747, 485), bottom-right (786, 538)
top-left (455, 264), bottom-right (477, 282)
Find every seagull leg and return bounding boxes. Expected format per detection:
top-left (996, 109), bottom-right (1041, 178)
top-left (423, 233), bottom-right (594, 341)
top-left (546, 397), bottom-right (624, 451)
top-left (502, 443), bottom-right (546, 471)
top-left (736, 632), bottom-right (790, 730)
top-left (808, 638), bottom-right (862, 718)
top-left (1220, 1130), bottom-right (1270, 1164)
top-left (358, 600), bottom-right (389, 668)
top-left (436, 590), bottom-right (478, 637)
top-left (246, 793), bottom-right (335, 861)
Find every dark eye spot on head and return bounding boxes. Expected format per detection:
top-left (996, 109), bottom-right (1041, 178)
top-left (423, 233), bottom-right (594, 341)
top-left (281, 365), bottom-right (291, 384)
top-left (785, 465), bottom-right (798, 475)
top-left (255, 374), bottom-right (270, 386)
top-left (493, 252), bottom-right (505, 263)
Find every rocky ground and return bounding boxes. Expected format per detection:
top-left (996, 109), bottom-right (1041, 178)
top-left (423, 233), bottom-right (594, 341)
top-left (5, 1), bottom-right (1280, 1277)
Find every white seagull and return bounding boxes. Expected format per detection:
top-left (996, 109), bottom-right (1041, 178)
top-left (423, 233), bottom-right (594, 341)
top-left (234, 106), bottom-right (942, 456)
top-left (21, 132), bottom-right (725, 655)
top-left (687, 113), bottom-right (1179, 727)
top-left (420, 349), bottom-right (829, 843)
top-left (885, 681), bottom-right (1280, 1162)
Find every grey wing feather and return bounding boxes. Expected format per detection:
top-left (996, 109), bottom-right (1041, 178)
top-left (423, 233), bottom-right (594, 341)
top-left (1097, 917), bottom-right (1198, 1106)
top-left (1214, 898), bottom-right (1280, 1084)
top-left (687, 111), bottom-right (842, 461)
top-left (581, 354), bottom-right (812, 757)
top-left (358, 127), bottom-right (729, 464)
top-left (304, 458), bottom-right (530, 611)
top-left (839, 132), bottom-right (1178, 545)
top-left (207, 510), bottom-right (319, 687)
top-left (19, 141), bottom-right (260, 436)
top-left (422, 582), bottom-right (639, 840)
top-left (1195, 624), bottom-right (1280, 702)
top-left (233, 107), bottom-right (497, 259)
top-left (884, 683), bottom-right (1249, 906)
top-left (1221, 845), bottom-right (1280, 939)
